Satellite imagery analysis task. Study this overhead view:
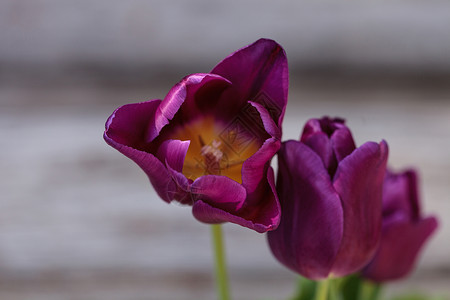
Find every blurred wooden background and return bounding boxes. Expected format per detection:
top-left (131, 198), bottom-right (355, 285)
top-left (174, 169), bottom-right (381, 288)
top-left (1, 1), bottom-right (449, 299)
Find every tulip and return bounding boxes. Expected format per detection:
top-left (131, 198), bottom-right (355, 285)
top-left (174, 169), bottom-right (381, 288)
top-left (362, 169), bottom-right (438, 282)
top-left (104, 39), bottom-right (288, 233)
top-left (267, 117), bottom-right (389, 279)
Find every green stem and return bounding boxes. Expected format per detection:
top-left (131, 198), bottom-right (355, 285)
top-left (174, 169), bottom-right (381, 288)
top-left (358, 280), bottom-right (381, 300)
top-left (211, 224), bottom-right (231, 300)
top-left (328, 278), bottom-right (341, 300)
top-left (315, 278), bottom-right (330, 300)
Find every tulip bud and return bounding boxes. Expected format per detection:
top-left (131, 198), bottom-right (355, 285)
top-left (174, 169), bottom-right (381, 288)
top-left (362, 170), bottom-right (438, 282)
top-left (268, 117), bottom-right (388, 279)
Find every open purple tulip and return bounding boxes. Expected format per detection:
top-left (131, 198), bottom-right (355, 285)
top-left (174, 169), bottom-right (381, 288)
top-left (362, 169), bottom-right (438, 282)
top-left (104, 39), bottom-right (288, 233)
top-left (267, 117), bottom-right (389, 279)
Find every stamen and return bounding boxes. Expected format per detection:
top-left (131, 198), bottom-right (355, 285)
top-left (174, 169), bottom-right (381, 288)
top-left (168, 116), bottom-right (260, 182)
top-left (201, 139), bottom-right (223, 162)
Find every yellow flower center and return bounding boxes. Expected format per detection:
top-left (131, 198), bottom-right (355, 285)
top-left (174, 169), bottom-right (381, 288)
top-left (168, 116), bottom-right (261, 183)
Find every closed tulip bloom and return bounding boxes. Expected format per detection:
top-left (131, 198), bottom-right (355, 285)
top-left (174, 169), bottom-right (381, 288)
top-left (268, 117), bottom-right (388, 279)
top-left (362, 170), bottom-right (438, 282)
top-left (104, 39), bottom-right (288, 233)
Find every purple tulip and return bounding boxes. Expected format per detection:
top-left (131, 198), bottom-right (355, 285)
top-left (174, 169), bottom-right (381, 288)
top-left (362, 169), bottom-right (438, 282)
top-left (103, 39), bottom-right (288, 233)
top-left (267, 117), bottom-right (389, 279)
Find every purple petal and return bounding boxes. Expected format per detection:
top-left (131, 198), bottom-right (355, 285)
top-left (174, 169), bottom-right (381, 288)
top-left (302, 132), bottom-right (336, 175)
top-left (330, 125), bottom-right (356, 162)
top-left (192, 200), bottom-right (278, 233)
top-left (148, 73), bottom-right (231, 141)
top-left (362, 216), bottom-right (438, 282)
top-left (105, 99), bottom-right (161, 148)
top-left (300, 118), bottom-right (322, 140)
top-left (104, 100), bottom-right (175, 203)
top-left (331, 141), bottom-right (389, 276)
top-left (191, 175), bottom-right (247, 212)
top-left (192, 200), bottom-right (270, 232)
top-left (300, 117), bottom-right (356, 176)
top-left (267, 141), bottom-right (344, 279)
top-left (211, 38), bottom-right (289, 127)
top-left (235, 166), bottom-right (281, 233)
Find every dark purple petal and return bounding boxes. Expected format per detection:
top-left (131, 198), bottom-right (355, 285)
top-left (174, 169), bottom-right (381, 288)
top-left (267, 141), bottom-right (344, 279)
top-left (362, 216), bottom-right (438, 282)
top-left (301, 117), bottom-right (347, 141)
top-left (383, 170), bottom-right (420, 222)
top-left (211, 38), bottom-right (288, 127)
top-left (261, 166), bottom-right (281, 229)
top-left (405, 170), bottom-right (420, 220)
top-left (192, 166), bottom-right (280, 233)
top-left (331, 141), bottom-right (389, 276)
top-left (302, 132), bottom-right (336, 175)
top-left (192, 200), bottom-right (263, 232)
top-left (191, 175), bottom-right (247, 212)
top-left (248, 101), bottom-right (281, 139)
top-left (300, 117), bottom-right (356, 176)
top-left (300, 118), bottom-right (323, 140)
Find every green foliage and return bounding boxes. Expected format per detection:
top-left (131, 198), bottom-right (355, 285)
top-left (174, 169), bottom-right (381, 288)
top-left (390, 294), bottom-right (446, 300)
top-left (291, 276), bottom-right (317, 300)
top-left (288, 275), bottom-right (447, 300)
top-left (340, 274), bottom-right (362, 300)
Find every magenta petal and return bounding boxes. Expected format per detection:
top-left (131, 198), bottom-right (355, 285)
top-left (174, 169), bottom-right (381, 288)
top-left (248, 101), bottom-right (281, 139)
top-left (331, 141), bottom-right (389, 276)
top-left (191, 168), bottom-right (280, 233)
top-left (192, 200), bottom-right (267, 232)
top-left (165, 164), bottom-right (191, 204)
top-left (156, 139), bottom-right (190, 172)
top-left (104, 100), bottom-right (175, 203)
top-left (211, 38), bottom-right (288, 127)
top-left (242, 138), bottom-right (280, 195)
top-left (105, 100), bottom-right (161, 148)
top-left (363, 217), bottom-right (438, 282)
top-left (148, 73), bottom-right (231, 141)
top-left (105, 134), bottom-right (173, 203)
top-left (236, 166), bottom-right (281, 233)
top-left (267, 141), bottom-right (344, 279)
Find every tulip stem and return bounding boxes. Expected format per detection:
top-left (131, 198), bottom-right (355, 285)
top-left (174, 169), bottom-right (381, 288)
top-left (211, 224), bottom-right (231, 300)
top-left (315, 278), bottom-right (330, 300)
top-left (358, 280), bottom-right (381, 300)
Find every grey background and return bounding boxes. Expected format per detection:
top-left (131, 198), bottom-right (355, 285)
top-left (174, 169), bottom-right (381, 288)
top-left (1, 1), bottom-right (449, 299)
